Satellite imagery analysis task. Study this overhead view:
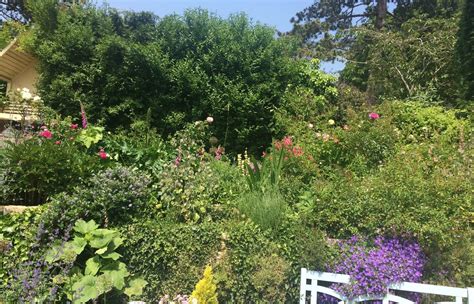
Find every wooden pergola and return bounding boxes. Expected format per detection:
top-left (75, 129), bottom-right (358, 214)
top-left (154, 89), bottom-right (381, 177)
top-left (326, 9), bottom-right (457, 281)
top-left (0, 39), bottom-right (36, 86)
top-left (0, 39), bottom-right (39, 122)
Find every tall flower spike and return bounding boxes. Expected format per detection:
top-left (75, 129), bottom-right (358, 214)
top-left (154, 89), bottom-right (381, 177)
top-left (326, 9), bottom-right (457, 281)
top-left (80, 101), bottom-right (88, 129)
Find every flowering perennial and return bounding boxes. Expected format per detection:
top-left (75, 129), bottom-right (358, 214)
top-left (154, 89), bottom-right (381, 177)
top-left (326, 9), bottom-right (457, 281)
top-left (369, 112), bottom-right (380, 120)
top-left (39, 130), bottom-right (52, 139)
top-left (80, 102), bottom-right (88, 129)
top-left (327, 236), bottom-right (424, 299)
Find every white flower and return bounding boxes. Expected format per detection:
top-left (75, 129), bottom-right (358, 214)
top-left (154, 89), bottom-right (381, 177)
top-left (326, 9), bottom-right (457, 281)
top-left (206, 116), bottom-right (214, 123)
top-left (21, 91), bottom-right (32, 100)
top-left (328, 119), bottom-right (335, 126)
top-left (21, 87), bottom-right (30, 93)
top-left (33, 95), bottom-right (41, 102)
top-left (308, 123), bottom-right (314, 129)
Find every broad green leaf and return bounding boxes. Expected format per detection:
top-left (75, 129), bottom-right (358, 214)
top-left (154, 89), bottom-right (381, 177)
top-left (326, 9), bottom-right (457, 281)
top-left (124, 278), bottom-right (147, 297)
top-left (101, 261), bottom-right (129, 290)
top-left (70, 236), bottom-right (87, 254)
top-left (95, 246), bottom-right (108, 255)
top-left (100, 251), bottom-right (121, 261)
top-left (96, 236), bottom-right (123, 255)
top-left (89, 229), bottom-right (118, 248)
top-left (72, 275), bottom-right (98, 304)
top-left (85, 256), bottom-right (101, 276)
top-left (44, 241), bottom-right (64, 263)
top-left (73, 219), bottom-right (98, 235)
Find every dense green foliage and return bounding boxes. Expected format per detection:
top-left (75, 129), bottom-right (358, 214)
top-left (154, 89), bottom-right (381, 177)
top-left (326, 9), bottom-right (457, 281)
top-left (0, 136), bottom-right (101, 205)
top-left (41, 166), bottom-right (152, 231)
top-left (26, 5), bottom-right (325, 153)
top-left (0, 208), bottom-right (42, 291)
top-left (0, 1), bottom-right (473, 302)
top-left (457, 0), bottom-right (474, 101)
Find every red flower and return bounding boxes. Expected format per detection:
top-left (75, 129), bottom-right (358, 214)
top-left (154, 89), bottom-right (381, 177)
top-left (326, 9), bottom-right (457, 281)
top-left (55, 140), bottom-right (61, 145)
top-left (71, 123), bottom-right (78, 130)
top-left (369, 112), bottom-right (380, 120)
top-left (39, 130), bottom-right (52, 139)
top-left (98, 148), bottom-right (107, 160)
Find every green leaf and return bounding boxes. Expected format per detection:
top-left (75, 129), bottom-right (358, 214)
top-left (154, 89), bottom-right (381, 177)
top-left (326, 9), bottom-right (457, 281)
top-left (70, 236), bottom-right (87, 254)
top-left (89, 229), bottom-right (118, 248)
top-left (85, 256), bottom-right (101, 276)
top-left (44, 241), bottom-right (64, 263)
top-left (101, 261), bottom-right (129, 291)
top-left (72, 275), bottom-right (99, 304)
top-left (100, 251), bottom-right (121, 261)
top-left (124, 278), bottom-right (147, 298)
top-left (73, 219), bottom-right (99, 235)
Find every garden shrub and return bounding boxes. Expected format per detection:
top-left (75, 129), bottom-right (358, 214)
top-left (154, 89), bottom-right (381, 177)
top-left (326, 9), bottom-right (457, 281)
top-left (386, 100), bottom-right (470, 142)
top-left (44, 219), bottom-right (147, 303)
top-left (249, 254), bottom-right (289, 303)
top-left (120, 220), bottom-right (306, 303)
top-left (156, 121), bottom-right (236, 223)
top-left (214, 221), bottom-right (293, 303)
top-left (312, 140), bottom-right (473, 286)
top-left (119, 221), bottom-right (222, 301)
top-left (103, 118), bottom-right (173, 180)
top-left (0, 136), bottom-right (101, 205)
top-left (157, 158), bottom-right (232, 223)
top-left (28, 4), bottom-right (325, 153)
top-left (41, 165), bottom-right (152, 231)
top-left (0, 207), bottom-right (43, 295)
top-left (190, 265), bottom-right (218, 304)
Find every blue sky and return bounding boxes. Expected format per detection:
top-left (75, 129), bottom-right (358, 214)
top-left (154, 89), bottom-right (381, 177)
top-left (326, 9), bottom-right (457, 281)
top-left (105, 0), bottom-right (312, 32)
top-left (103, 0), bottom-right (344, 73)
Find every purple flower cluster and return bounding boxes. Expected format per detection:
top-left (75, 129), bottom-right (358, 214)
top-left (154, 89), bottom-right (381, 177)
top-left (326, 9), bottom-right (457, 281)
top-left (328, 236), bottom-right (424, 299)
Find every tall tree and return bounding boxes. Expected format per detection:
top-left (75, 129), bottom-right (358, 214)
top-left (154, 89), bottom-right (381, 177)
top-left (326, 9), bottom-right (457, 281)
top-left (290, 0), bottom-right (460, 59)
top-left (457, 0), bottom-right (474, 101)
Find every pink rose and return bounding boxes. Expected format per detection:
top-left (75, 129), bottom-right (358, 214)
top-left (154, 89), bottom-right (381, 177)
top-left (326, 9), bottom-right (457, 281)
top-left (71, 123), bottom-right (78, 130)
top-left (39, 130), bottom-right (52, 139)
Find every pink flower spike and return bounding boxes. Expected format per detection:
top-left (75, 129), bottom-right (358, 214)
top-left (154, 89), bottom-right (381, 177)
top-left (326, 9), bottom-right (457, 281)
top-left (369, 112), bottom-right (380, 120)
top-left (39, 130), bottom-right (52, 139)
top-left (80, 101), bottom-right (88, 129)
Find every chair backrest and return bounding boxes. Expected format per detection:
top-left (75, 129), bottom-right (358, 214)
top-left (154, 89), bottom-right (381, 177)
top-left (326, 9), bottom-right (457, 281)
top-left (299, 268), bottom-right (474, 304)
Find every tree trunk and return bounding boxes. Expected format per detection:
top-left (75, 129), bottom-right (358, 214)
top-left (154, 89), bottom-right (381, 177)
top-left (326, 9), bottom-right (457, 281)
top-left (375, 0), bottom-right (388, 30)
